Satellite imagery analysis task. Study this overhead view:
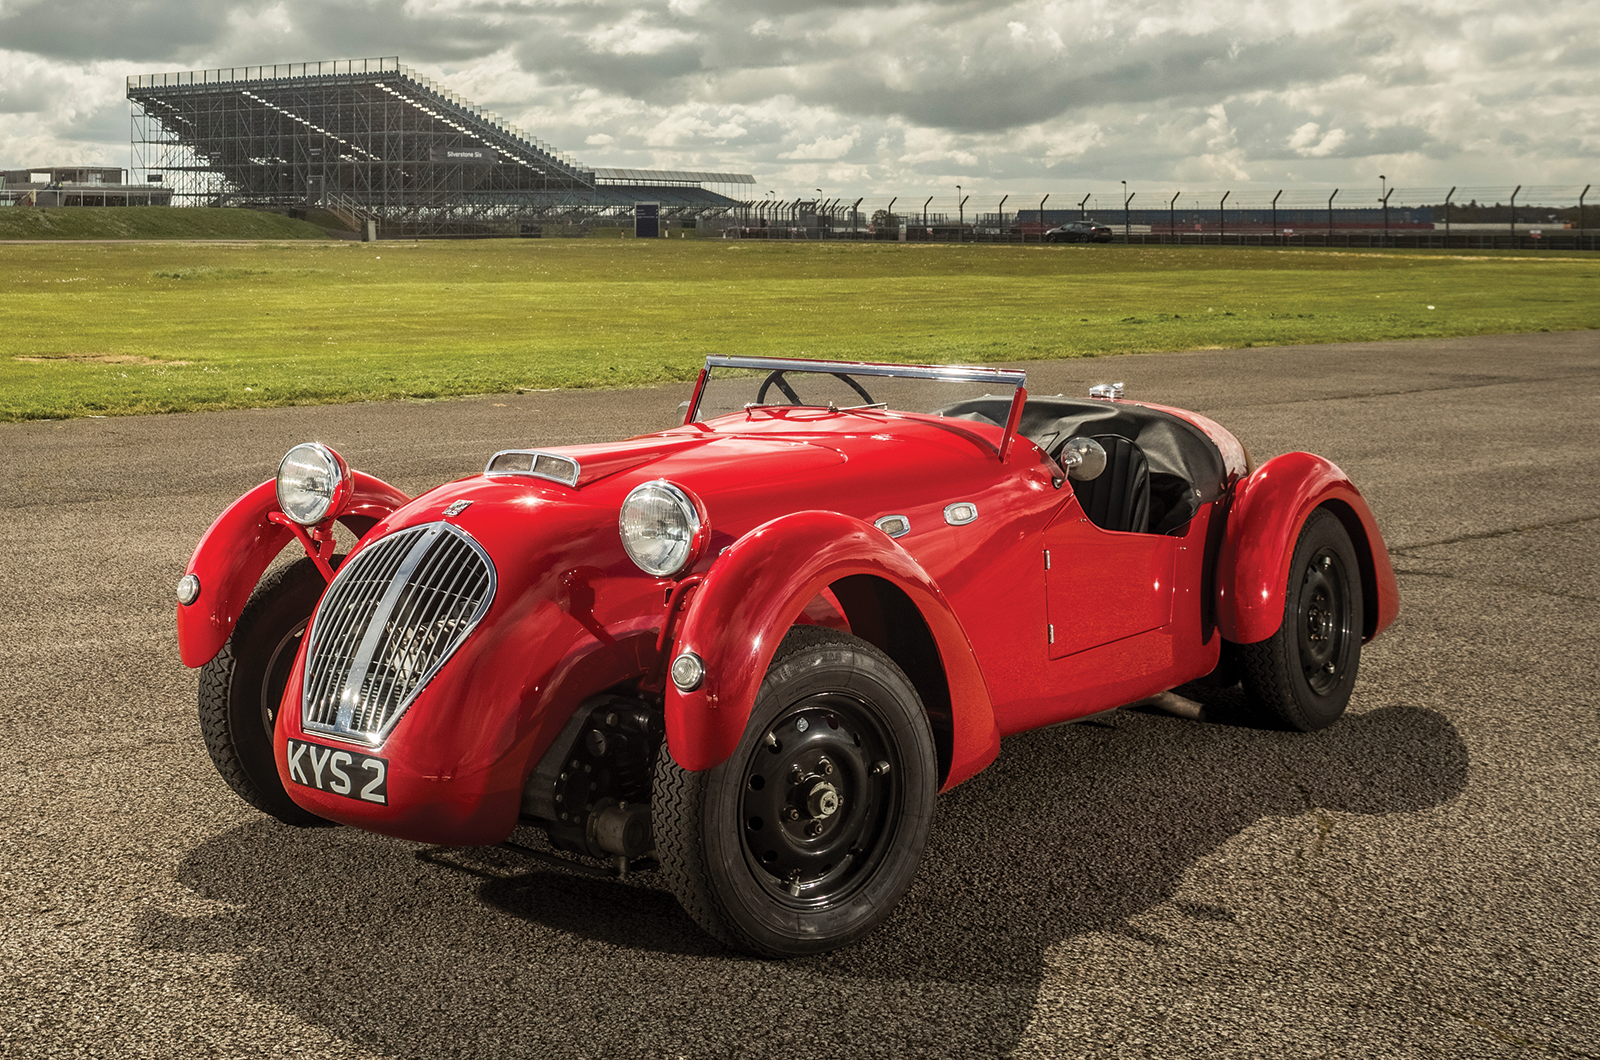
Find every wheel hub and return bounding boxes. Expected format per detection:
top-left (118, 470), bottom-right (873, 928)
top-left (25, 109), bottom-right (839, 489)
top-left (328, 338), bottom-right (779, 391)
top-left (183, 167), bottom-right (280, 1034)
top-left (807, 780), bottom-right (841, 819)
top-left (1305, 590), bottom-right (1333, 644)
top-left (739, 694), bottom-right (896, 904)
top-left (1297, 547), bottom-right (1351, 696)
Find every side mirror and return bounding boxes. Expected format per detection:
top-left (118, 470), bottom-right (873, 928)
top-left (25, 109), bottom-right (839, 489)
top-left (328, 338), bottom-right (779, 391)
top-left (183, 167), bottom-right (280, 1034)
top-left (1058, 437), bottom-right (1107, 481)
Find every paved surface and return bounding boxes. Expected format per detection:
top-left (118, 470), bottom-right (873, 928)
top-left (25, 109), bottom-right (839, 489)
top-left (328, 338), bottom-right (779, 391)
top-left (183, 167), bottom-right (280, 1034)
top-left (2, 331), bottom-right (1597, 1059)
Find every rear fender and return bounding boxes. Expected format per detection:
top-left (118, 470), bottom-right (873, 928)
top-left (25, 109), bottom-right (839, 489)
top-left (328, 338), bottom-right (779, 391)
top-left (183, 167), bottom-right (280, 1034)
top-left (1216, 452), bottom-right (1399, 645)
top-left (176, 472), bottom-right (411, 668)
top-left (664, 510), bottom-right (998, 791)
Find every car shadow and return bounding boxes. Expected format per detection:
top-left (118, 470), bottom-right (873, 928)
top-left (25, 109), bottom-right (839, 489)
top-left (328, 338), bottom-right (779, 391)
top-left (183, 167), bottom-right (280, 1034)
top-left (138, 702), bottom-right (1467, 1058)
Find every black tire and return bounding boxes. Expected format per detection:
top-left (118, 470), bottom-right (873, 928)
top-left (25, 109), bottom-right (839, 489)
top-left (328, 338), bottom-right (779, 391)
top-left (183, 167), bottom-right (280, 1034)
top-left (197, 556), bottom-right (335, 826)
top-left (654, 626), bottom-right (938, 957)
top-left (1237, 508), bottom-right (1364, 731)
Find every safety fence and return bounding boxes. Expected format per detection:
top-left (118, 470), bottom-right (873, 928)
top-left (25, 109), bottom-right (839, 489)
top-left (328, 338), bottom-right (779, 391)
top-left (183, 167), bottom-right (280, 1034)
top-left (710, 184), bottom-right (1598, 251)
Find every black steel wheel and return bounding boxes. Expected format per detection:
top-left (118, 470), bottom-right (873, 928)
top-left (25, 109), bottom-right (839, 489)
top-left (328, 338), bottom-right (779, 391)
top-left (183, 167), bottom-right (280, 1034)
top-left (1237, 508), bottom-right (1364, 731)
top-left (197, 556), bottom-right (334, 826)
top-left (654, 626), bottom-right (937, 956)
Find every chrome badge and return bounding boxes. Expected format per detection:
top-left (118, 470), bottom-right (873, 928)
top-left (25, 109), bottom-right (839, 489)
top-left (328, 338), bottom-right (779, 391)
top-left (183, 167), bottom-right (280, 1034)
top-left (443, 500), bottom-right (473, 517)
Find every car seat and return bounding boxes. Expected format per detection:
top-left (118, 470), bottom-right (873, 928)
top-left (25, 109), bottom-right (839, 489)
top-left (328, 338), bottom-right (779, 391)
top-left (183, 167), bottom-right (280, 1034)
top-left (1063, 435), bottom-right (1151, 534)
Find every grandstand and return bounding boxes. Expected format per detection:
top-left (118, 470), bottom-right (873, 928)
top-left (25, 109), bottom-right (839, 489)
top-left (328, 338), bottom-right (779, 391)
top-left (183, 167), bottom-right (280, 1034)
top-left (127, 57), bottom-right (754, 237)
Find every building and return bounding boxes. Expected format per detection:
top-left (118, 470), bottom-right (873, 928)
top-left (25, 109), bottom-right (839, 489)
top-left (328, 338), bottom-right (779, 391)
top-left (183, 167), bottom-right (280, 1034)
top-left (0, 166), bottom-right (172, 207)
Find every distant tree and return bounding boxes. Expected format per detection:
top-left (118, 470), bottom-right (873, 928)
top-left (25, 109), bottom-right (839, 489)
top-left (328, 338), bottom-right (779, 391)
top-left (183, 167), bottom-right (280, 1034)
top-left (870, 209), bottom-right (901, 229)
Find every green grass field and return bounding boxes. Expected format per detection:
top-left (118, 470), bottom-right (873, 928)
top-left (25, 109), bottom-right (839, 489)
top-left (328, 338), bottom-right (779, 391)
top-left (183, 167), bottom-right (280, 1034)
top-left (2, 237), bottom-right (1596, 421)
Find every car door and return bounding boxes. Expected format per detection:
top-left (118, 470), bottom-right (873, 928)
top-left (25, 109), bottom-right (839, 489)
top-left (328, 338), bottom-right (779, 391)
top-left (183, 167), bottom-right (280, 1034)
top-left (1042, 498), bottom-right (1177, 659)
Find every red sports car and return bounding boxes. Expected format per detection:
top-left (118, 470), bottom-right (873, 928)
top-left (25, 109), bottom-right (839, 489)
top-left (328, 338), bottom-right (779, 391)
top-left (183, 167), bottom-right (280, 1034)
top-left (178, 355), bottom-right (1398, 956)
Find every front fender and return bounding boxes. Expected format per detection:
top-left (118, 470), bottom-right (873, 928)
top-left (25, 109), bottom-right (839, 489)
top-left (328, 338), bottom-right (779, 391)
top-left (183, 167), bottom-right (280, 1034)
top-left (176, 471), bottom-right (411, 668)
top-left (664, 510), bottom-right (998, 789)
top-left (1216, 452), bottom-right (1399, 645)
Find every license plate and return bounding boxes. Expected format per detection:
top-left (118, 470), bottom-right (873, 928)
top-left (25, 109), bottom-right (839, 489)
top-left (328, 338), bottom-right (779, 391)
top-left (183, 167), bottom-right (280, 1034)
top-left (285, 738), bottom-right (389, 805)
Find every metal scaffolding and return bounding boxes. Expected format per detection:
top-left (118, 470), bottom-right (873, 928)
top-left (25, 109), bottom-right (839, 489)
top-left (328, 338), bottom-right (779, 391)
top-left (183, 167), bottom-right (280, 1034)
top-left (127, 57), bottom-right (752, 237)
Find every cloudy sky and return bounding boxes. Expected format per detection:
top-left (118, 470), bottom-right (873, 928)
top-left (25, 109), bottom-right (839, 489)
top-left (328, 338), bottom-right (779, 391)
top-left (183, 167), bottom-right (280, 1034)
top-left (1, 0), bottom-right (1594, 203)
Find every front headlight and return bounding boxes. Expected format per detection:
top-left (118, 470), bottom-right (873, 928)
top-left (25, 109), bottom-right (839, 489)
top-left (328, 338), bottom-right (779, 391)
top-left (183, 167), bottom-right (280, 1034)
top-left (276, 442), bottom-right (349, 526)
top-left (619, 480), bottom-right (707, 578)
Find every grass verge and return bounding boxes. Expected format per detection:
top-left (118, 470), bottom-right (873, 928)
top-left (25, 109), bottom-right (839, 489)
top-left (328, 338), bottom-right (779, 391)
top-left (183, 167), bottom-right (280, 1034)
top-left (2, 239), bottom-right (1596, 421)
top-left (0, 206), bottom-right (332, 241)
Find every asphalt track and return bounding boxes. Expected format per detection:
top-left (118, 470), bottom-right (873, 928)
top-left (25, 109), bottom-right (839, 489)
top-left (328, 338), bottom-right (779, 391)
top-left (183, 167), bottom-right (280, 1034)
top-left (2, 331), bottom-right (1596, 1059)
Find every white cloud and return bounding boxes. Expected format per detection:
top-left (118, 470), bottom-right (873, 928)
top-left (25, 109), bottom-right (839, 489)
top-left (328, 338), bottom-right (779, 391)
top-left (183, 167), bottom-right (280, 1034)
top-left (0, 0), bottom-right (1593, 198)
top-left (781, 126), bottom-right (861, 160)
top-left (1289, 121), bottom-right (1349, 157)
top-left (583, 14), bottom-right (697, 57)
top-left (1004, 18), bottom-right (1065, 52)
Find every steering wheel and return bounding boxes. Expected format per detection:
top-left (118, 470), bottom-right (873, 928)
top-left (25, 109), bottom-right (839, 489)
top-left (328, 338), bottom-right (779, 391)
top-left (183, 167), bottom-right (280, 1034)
top-left (756, 370), bottom-right (878, 407)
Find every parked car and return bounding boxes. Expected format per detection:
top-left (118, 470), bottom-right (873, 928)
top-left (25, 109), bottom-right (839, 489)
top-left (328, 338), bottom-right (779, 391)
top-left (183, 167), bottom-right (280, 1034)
top-left (178, 356), bottom-right (1398, 956)
top-left (1045, 221), bottom-right (1114, 243)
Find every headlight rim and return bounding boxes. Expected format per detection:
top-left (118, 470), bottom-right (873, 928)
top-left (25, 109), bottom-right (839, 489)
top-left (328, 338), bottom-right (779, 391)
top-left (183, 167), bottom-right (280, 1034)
top-left (275, 441), bottom-right (351, 527)
top-left (619, 479), bottom-right (709, 579)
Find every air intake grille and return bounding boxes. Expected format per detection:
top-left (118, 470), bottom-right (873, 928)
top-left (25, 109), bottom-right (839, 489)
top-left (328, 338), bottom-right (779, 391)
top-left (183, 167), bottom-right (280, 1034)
top-left (301, 521), bottom-right (495, 745)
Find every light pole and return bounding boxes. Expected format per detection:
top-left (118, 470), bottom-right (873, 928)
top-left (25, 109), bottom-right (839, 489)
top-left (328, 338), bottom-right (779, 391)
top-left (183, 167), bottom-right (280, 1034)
top-left (1581, 185), bottom-right (1591, 251)
top-left (1123, 187), bottom-right (1135, 242)
top-left (1077, 192), bottom-right (1090, 220)
top-left (1378, 175), bottom-right (1387, 247)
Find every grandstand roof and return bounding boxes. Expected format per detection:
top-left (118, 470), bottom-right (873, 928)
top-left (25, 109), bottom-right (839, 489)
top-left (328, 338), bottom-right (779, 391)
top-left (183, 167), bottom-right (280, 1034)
top-left (594, 168), bottom-right (755, 186)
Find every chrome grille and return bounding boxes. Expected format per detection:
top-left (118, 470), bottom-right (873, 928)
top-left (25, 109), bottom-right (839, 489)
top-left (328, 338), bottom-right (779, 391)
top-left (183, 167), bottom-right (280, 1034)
top-left (302, 521), bottom-right (496, 745)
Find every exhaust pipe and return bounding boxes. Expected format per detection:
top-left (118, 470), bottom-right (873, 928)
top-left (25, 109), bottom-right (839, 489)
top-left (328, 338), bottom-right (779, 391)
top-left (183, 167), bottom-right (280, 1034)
top-left (1129, 690), bottom-right (1206, 721)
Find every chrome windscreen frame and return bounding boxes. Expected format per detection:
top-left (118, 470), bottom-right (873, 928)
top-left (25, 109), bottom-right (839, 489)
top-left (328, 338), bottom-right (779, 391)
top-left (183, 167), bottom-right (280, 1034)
top-left (684, 355), bottom-right (1031, 463)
